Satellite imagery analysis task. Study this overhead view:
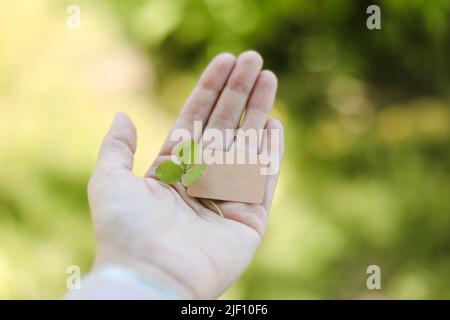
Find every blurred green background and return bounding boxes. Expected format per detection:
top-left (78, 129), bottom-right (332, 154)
top-left (0, 0), bottom-right (449, 299)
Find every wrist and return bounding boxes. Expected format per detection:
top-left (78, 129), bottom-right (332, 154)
top-left (65, 264), bottom-right (180, 299)
top-left (87, 248), bottom-right (196, 299)
top-left (65, 266), bottom-right (172, 299)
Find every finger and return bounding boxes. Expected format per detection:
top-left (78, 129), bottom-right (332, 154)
top-left (159, 53), bottom-right (236, 156)
top-left (235, 70), bottom-right (277, 153)
top-left (261, 118), bottom-right (284, 210)
top-left (239, 70), bottom-right (277, 131)
top-left (95, 112), bottom-right (137, 173)
top-left (204, 51), bottom-right (263, 150)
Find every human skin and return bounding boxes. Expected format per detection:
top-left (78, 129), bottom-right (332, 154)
top-left (68, 51), bottom-right (284, 299)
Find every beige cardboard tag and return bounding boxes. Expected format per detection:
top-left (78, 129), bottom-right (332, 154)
top-left (187, 150), bottom-right (267, 204)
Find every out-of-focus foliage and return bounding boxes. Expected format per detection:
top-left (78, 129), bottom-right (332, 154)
top-left (0, 0), bottom-right (449, 298)
top-left (108, 0), bottom-right (450, 299)
top-left (0, 0), bottom-right (168, 298)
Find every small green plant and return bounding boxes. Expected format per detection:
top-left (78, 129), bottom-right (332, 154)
top-left (156, 139), bottom-right (223, 217)
top-left (156, 139), bottom-right (206, 186)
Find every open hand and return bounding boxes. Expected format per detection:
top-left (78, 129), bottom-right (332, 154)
top-left (86, 51), bottom-right (284, 299)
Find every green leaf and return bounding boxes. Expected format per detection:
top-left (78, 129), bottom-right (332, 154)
top-left (156, 160), bottom-right (184, 185)
top-left (181, 164), bottom-right (206, 186)
top-left (176, 139), bottom-right (198, 165)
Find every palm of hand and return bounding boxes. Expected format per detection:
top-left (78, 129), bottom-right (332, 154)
top-left (88, 51), bottom-right (283, 299)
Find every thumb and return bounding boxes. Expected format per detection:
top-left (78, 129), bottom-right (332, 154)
top-left (95, 112), bottom-right (137, 173)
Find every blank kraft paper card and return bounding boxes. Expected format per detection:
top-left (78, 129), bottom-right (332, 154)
top-left (187, 151), bottom-right (267, 204)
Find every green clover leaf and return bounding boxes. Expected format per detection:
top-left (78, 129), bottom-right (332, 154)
top-left (156, 160), bottom-right (184, 185)
top-left (182, 164), bottom-right (206, 186)
top-left (156, 140), bottom-right (205, 186)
